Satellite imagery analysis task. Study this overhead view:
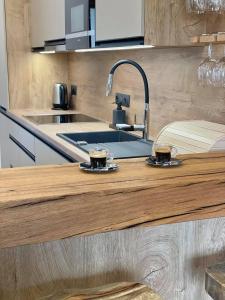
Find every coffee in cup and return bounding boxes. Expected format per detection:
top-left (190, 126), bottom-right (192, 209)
top-left (154, 143), bottom-right (177, 163)
top-left (89, 149), bottom-right (108, 169)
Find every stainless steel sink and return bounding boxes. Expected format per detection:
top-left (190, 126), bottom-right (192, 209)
top-left (57, 131), bottom-right (153, 159)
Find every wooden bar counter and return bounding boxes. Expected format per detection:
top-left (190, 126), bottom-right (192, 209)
top-left (1, 151), bottom-right (225, 249)
top-left (2, 152), bottom-right (225, 299)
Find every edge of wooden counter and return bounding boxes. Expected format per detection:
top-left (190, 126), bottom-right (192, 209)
top-left (1, 152), bottom-right (225, 249)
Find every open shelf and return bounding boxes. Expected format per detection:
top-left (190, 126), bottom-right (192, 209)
top-left (191, 33), bottom-right (225, 45)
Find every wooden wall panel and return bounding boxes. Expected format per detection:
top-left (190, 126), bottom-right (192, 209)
top-left (1, 218), bottom-right (225, 299)
top-left (206, 13), bottom-right (225, 34)
top-left (69, 46), bottom-right (225, 138)
top-left (4, 0), bottom-right (69, 110)
top-left (144, 0), bottom-right (225, 47)
top-left (144, 0), bottom-right (206, 46)
top-left (68, 0), bottom-right (225, 139)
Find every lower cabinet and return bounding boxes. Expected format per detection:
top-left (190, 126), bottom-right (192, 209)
top-left (0, 113), bottom-right (10, 168)
top-left (0, 112), bottom-right (71, 168)
top-left (8, 114), bottom-right (36, 168)
top-left (8, 136), bottom-right (35, 168)
top-left (35, 138), bottom-right (69, 165)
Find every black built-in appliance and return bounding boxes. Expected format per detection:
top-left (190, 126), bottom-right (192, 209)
top-left (65, 0), bottom-right (96, 50)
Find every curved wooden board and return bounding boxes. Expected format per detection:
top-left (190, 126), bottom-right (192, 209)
top-left (206, 263), bottom-right (225, 300)
top-left (44, 282), bottom-right (161, 300)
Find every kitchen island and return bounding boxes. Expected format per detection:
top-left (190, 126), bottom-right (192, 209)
top-left (1, 152), bottom-right (225, 299)
top-left (1, 151), bottom-right (225, 249)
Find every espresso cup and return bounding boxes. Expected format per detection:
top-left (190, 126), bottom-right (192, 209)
top-left (89, 148), bottom-right (114, 169)
top-left (153, 143), bottom-right (177, 163)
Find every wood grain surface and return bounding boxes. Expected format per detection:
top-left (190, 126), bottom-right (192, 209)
top-left (1, 152), bottom-right (225, 248)
top-left (1, 217), bottom-right (225, 300)
top-left (68, 0), bottom-right (225, 139)
top-left (42, 282), bottom-right (161, 300)
top-left (144, 0), bottom-right (225, 47)
top-left (206, 263), bottom-right (225, 300)
top-left (69, 45), bottom-right (225, 139)
top-left (144, 0), bottom-right (206, 46)
top-left (4, 0), bottom-right (69, 110)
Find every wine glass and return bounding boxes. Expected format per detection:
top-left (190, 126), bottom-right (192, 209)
top-left (206, 0), bottom-right (223, 12)
top-left (186, 0), bottom-right (206, 13)
top-left (212, 46), bottom-right (225, 87)
top-left (218, 47), bottom-right (225, 87)
top-left (221, 0), bottom-right (225, 11)
top-left (186, 0), bottom-right (225, 13)
top-left (198, 44), bottom-right (216, 86)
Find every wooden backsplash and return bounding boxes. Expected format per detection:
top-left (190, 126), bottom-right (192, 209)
top-left (69, 47), bottom-right (225, 138)
top-left (4, 0), bottom-right (225, 138)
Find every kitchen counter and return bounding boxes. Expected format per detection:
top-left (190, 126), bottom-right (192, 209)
top-left (3, 108), bottom-right (113, 162)
top-left (1, 151), bottom-right (225, 249)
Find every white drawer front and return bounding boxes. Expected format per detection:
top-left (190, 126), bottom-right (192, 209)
top-left (9, 120), bottom-right (35, 155)
top-left (35, 138), bottom-right (69, 165)
top-left (8, 138), bottom-right (35, 168)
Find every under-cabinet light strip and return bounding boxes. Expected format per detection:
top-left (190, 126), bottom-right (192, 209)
top-left (39, 45), bottom-right (155, 54)
top-left (39, 50), bottom-right (56, 54)
top-left (75, 45), bottom-right (155, 53)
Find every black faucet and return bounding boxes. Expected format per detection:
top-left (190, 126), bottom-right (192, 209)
top-left (106, 59), bottom-right (150, 140)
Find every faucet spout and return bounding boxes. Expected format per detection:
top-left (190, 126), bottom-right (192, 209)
top-left (106, 59), bottom-right (150, 140)
top-left (106, 74), bottom-right (113, 96)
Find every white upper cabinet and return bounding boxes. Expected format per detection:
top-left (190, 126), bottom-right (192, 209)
top-left (0, 0), bottom-right (9, 109)
top-left (30, 0), bottom-right (145, 50)
top-left (96, 0), bottom-right (144, 42)
top-left (31, 0), bottom-right (65, 48)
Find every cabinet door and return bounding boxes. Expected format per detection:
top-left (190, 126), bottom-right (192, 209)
top-left (8, 137), bottom-right (35, 168)
top-left (31, 0), bottom-right (65, 48)
top-left (8, 120), bottom-right (35, 168)
top-left (9, 120), bottom-right (35, 156)
top-left (0, 0), bottom-right (9, 109)
top-left (96, 0), bottom-right (144, 42)
top-left (35, 138), bottom-right (69, 165)
top-left (0, 113), bottom-right (10, 168)
top-left (0, 114), bottom-right (36, 168)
